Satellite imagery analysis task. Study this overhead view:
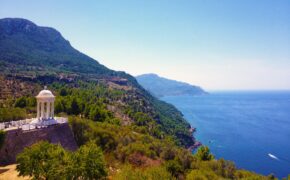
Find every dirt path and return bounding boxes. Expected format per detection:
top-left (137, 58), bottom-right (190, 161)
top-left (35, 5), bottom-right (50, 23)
top-left (0, 164), bottom-right (30, 180)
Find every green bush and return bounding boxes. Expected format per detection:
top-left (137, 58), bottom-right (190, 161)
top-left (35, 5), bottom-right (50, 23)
top-left (235, 169), bottom-right (278, 180)
top-left (16, 141), bottom-right (71, 179)
top-left (0, 107), bottom-right (27, 122)
top-left (114, 165), bottom-right (173, 180)
top-left (72, 141), bottom-right (107, 179)
top-left (194, 146), bottom-right (214, 161)
top-left (165, 160), bottom-right (183, 177)
top-left (14, 96), bottom-right (36, 108)
top-left (186, 169), bottom-right (219, 180)
top-left (14, 97), bottom-right (27, 108)
top-left (69, 117), bottom-right (118, 151)
top-left (16, 141), bottom-right (107, 179)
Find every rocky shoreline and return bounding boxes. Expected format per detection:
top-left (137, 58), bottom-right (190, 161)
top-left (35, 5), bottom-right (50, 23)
top-left (187, 127), bottom-right (202, 152)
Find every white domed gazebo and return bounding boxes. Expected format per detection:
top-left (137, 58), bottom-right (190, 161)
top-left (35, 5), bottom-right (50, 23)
top-left (28, 87), bottom-right (67, 128)
top-left (0, 87), bottom-right (67, 131)
top-left (36, 87), bottom-right (55, 121)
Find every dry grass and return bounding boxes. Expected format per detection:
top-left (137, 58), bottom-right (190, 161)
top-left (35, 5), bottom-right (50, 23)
top-left (0, 164), bottom-right (30, 180)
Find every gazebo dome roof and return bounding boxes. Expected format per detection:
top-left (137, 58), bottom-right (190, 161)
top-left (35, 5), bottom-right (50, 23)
top-left (36, 89), bottom-right (55, 98)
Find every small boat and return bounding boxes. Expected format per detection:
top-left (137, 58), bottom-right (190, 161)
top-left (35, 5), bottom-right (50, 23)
top-left (268, 153), bottom-right (279, 160)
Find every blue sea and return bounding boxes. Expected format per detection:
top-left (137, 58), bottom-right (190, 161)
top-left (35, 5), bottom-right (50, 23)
top-left (162, 91), bottom-right (290, 178)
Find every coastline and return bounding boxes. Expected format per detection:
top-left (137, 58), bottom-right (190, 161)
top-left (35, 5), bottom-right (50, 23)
top-left (188, 127), bottom-right (202, 151)
top-left (162, 92), bottom-right (290, 178)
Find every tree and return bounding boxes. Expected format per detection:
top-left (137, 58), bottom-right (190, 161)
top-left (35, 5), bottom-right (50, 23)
top-left (71, 98), bottom-right (80, 114)
top-left (26, 97), bottom-right (36, 107)
top-left (89, 106), bottom-right (109, 122)
top-left (14, 97), bottom-right (27, 108)
top-left (69, 98), bottom-right (80, 115)
top-left (73, 141), bottom-right (107, 179)
top-left (59, 88), bottom-right (68, 96)
top-left (165, 160), bottom-right (183, 177)
top-left (16, 141), bottom-right (71, 179)
top-left (194, 146), bottom-right (214, 161)
top-left (54, 99), bottom-right (65, 114)
top-left (0, 107), bottom-right (27, 122)
top-left (16, 141), bottom-right (107, 180)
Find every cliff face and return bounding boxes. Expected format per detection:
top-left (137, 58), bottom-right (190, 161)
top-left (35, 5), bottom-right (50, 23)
top-left (0, 123), bottom-right (77, 165)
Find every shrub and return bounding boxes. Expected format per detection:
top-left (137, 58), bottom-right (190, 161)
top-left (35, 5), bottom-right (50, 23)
top-left (16, 141), bottom-right (71, 179)
top-left (16, 141), bottom-right (107, 179)
top-left (165, 160), bottom-right (183, 177)
top-left (186, 169), bottom-right (219, 180)
top-left (72, 141), bottom-right (107, 179)
top-left (69, 117), bottom-right (118, 151)
top-left (0, 107), bottom-right (27, 122)
top-left (114, 165), bottom-right (173, 180)
top-left (14, 97), bottom-right (27, 108)
top-left (194, 146), bottom-right (214, 161)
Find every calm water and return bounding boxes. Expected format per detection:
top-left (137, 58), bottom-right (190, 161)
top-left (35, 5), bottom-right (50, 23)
top-left (162, 91), bottom-right (290, 178)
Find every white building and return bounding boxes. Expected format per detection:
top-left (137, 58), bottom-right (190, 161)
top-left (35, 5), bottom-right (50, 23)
top-left (30, 87), bottom-right (64, 125)
top-left (36, 88), bottom-right (55, 121)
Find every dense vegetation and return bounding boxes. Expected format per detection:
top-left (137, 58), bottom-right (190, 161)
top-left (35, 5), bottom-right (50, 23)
top-left (68, 117), bottom-right (278, 179)
top-left (0, 81), bottom-right (192, 145)
top-left (17, 141), bottom-right (107, 179)
top-left (16, 124), bottom-right (276, 179)
top-left (0, 18), bottom-right (286, 179)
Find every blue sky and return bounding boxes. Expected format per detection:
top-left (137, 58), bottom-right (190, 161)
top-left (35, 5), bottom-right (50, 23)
top-left (0, 0), bottom-right (289, 90)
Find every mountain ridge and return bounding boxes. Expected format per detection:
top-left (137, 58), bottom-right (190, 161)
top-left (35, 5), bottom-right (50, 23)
top-left (136, 73), bottom-right (207, 97)
top-left (0, 18), bottom-right (116, 76)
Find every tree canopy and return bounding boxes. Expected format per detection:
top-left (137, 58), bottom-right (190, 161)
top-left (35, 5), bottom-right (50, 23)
top-left (194, 146), bottom-right (215, 161)
top-left (16, 141), bottom-right (107, 180)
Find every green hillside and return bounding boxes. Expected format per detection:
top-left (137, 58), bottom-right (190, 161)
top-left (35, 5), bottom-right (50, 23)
top-left (0, 18), bottom-right (194, 148)
top-left (0, 18), bottom-right (279, 179)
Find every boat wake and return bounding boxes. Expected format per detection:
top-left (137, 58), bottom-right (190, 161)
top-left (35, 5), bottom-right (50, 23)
top-left (268, 153), bottom-right (279, 161)
top-left (268, 153), bottom-right (290, 164)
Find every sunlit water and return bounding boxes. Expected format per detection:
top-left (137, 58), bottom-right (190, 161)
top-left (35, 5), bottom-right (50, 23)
top-left (162, 91), bottom-right (290, 178)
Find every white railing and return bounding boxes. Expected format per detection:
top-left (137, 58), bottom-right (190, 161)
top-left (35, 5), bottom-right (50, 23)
top-left (55, 117), bottom-right (68, 124)
top-left (0, 117), bottom-right (68, 131)
top-left (0, 123), bottom-right (4, 130)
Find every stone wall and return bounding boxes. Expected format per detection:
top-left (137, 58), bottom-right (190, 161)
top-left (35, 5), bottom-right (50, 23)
top-left (0, 123), bottom-right (78, 165)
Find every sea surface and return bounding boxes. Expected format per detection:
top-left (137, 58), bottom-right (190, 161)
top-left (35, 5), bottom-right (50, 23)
top-left (162, 91), bottom-right (290, 178)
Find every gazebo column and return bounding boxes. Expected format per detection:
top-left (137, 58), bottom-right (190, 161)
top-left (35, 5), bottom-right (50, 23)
top-left (46, 102), bottom-right (50, 119)
top-left (41, 101), bottom-right (44, 121)
top-left (37, 101), bottom-right (40, 120)
top-left (51, 102), bottom-right (54, 118)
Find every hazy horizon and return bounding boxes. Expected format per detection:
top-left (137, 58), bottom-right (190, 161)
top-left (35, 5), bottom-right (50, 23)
top-left (1, 0), bottom-right (289, 90)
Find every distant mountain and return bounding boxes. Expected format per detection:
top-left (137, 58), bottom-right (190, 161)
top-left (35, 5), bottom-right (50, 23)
top-left (136, 74), bottom-right (207, 97)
